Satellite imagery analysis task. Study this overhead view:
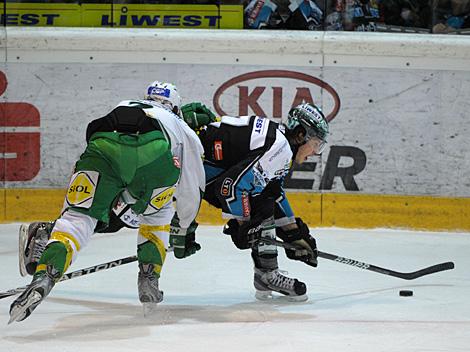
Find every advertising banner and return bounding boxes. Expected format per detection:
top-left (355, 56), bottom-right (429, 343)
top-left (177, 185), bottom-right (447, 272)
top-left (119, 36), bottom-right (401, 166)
top-left (1, 3), bottom-right (243, 29)
top-left (1, 63), bottom-right (469, 199)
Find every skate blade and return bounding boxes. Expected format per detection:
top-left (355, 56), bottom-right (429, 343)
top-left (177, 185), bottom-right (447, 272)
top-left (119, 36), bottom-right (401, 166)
top-left (142, 302), bottom-right (158, 317)
top-left (255, 290), bottom-right (273, 301)
top-left (8, 291), bottom-right (42, 324)
top-left (18, 224), bottom-right (29, 277)
top-left (255, 290), bottom-right (308, 303)
top-left (285, 294), bottom-right (308, 302)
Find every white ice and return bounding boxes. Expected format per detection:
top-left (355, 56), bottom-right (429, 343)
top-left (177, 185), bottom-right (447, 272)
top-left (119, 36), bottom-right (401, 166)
top-left (1, 224), bottom-right (469, 352)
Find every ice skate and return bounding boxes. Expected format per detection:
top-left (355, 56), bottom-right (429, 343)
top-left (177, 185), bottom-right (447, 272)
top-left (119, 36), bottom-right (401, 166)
top-left (19, 222), bottom-right (53, 277)
top-left (138, 263), bottom-right (163, 316)
top-left (254, 267), bottom-right (308, 302)
top-left (9, 265), bottom-right (60, 324)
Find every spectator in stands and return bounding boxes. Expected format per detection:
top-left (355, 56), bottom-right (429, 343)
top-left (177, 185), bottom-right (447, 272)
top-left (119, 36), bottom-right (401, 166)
top-left (433, 0), bottom-right (470, 33)
top-left (325, 0), bottom-right (381, 31)
top-left (244, 0), bottom-right (324, 30)
top-left (380, 0), bottom-right (432, 30)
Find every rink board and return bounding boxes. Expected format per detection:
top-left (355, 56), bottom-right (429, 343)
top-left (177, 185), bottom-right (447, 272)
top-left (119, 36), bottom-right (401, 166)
top-left (1, 189), bottom-right (469, 231)
top-left (1, 29), bottom-right (470, 231)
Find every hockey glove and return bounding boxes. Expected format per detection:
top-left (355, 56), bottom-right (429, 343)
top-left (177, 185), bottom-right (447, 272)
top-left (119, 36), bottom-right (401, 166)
top-left (169, 218), bottom-right (201, 259)
top-left (181, 102), bottom-right (217, 131)
top-left (223, 180), bottom-right (283, 250)
top-left (276, 217), bottom-right (318, 267)
top-left (223, 219), bottom-right (262, 250)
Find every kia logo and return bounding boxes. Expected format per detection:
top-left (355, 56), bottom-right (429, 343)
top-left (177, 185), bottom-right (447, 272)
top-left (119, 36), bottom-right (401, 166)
top-left (213, 70), bottom-right (340, 122)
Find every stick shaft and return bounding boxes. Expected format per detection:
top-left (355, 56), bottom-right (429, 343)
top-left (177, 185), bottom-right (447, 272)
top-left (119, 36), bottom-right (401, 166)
top-left (0, 255), bottom-right (138, 299)
top-left (259, 238), bottom-right (454, 280)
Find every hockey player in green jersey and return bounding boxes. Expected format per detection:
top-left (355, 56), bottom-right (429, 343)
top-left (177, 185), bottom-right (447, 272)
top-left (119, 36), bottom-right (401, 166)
top-left (9, 81), bottom-right (205, 323)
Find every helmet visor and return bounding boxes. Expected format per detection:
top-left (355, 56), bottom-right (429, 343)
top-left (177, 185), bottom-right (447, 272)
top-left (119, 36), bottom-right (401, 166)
top-left (306, 136), bottom-right (327, 155)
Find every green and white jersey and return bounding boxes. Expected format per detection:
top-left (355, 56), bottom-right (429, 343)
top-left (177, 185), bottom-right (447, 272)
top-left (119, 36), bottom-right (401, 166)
top-left (116, 100), bottom-right (205, 229)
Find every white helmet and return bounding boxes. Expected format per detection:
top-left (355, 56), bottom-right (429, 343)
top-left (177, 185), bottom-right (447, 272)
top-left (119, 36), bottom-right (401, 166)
top-left (145, 81), bottom-right (182, 115)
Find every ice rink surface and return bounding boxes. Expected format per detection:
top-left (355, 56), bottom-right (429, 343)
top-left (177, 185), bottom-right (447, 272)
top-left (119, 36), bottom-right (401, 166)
top-left (1, 223), bottom-right (469, 352)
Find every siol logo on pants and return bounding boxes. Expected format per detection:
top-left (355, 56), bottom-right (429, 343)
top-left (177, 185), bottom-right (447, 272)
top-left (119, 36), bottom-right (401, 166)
top-left (66, 171), bottom-right (99, 208)
top-left (149, 187), bottom-right (175, 211)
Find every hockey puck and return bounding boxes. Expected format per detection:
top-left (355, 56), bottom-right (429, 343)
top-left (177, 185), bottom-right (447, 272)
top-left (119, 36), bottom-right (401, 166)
top-left (399, 290), bottom-right (413, 297)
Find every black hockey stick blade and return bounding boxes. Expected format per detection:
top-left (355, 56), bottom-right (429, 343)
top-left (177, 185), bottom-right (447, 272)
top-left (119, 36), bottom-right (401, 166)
top-left (0, 255), bottom-right (138, 300)
top-left (258, 238), bottom-right (455, 280)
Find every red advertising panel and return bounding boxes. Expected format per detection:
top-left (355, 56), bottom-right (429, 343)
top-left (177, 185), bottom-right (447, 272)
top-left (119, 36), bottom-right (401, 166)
top-left (0, 71), bottom-right (40, 181)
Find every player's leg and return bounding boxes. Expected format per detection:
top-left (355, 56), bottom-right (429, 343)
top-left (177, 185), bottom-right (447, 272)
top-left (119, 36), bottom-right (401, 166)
top-left (18, 193), bottom-right (141, 278)
top-left (128, 136), bottom-right (180, 313)
top-left (244, 180), bottom-right (308, 301)
top-left (10, 147), bottom-right (121, 323)
top-left (9, 210), bottom-right (98, 324)
top-left (250, 191), bottom-right (307, 302)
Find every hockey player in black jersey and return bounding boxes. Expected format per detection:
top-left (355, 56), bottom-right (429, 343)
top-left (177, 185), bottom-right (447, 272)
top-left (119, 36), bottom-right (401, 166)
top-left (193, 102), bottom-right (329, 301)
top-left (18, 102), bottom-right (329, 302)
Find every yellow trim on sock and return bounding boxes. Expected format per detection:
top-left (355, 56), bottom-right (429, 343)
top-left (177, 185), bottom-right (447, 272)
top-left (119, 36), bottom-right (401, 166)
top-left (50, 231), bottom-right (76, 273)
top-left (139, 224), bottom-right (170, 234)
top-left (139, 224), bottom-right (169, 273)
top-left (154, 264), bottom-right (163, 276)
top-left (36, 264), bottom-right (47, 273)
top-left (51, 231), bottom-right (81, 252)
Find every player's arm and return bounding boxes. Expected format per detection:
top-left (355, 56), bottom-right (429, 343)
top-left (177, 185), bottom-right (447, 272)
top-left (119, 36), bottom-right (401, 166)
top-left (272, 181), bottom-right (318, 267)
top-left (169, 125), bottom-right (206, 259)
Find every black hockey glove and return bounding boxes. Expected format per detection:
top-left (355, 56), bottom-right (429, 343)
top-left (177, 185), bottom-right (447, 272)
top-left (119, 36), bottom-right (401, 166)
top-left (223, 180), bottom-right (282, 250)
top-left (223, 219), bottom-right (262, 250)
top-left (276, 217), bottom-right (318, 267)
top-left (169, 217), bottom-right (201, 259)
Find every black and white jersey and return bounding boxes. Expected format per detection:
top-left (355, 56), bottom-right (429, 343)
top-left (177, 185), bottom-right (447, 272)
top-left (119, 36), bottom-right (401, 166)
top-left (201, 115), bottom-right (296, 225)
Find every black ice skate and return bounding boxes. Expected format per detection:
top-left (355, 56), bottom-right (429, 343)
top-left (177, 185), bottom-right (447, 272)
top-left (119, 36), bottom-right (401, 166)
top-left (254, 267), bottom-right (308, 302)
top-left (9, 265), bottom-right (60, 324)
top-left (19, 222), bottom-right (53, 277)
top-left (138, 263), bottom-right (163, 316)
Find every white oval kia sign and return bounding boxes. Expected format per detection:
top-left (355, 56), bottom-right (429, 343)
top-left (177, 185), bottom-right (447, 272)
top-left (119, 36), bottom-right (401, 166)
top-left (213, 70), bottom-right (340, 122)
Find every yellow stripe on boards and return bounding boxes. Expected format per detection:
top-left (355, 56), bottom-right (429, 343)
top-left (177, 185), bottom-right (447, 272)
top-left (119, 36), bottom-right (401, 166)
top-left (2, 189), bottom-right (65, 222)
top-left (1, 189), bottom-right (469, 232)
top-left (321, 193), bottom-right (470, 231)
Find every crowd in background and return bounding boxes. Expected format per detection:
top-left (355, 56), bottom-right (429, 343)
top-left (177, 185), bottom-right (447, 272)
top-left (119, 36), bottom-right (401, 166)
top-left (244, 0), bottom-right (470, 33)
top-left (4, 0), bottom-right (470, 33)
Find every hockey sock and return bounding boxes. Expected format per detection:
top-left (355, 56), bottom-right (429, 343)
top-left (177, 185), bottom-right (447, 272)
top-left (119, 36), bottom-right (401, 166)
top-left (137, 225), bottom-right (168, 278)
top-left (35, 241), bottom-right (69, 278)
